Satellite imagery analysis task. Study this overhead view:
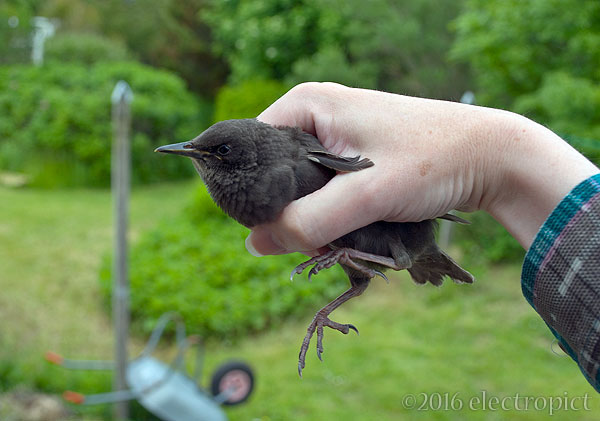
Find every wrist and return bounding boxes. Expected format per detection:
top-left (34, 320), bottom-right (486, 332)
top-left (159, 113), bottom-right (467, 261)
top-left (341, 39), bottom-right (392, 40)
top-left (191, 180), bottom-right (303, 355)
top-left (479, 111), bottom-right (599, 249)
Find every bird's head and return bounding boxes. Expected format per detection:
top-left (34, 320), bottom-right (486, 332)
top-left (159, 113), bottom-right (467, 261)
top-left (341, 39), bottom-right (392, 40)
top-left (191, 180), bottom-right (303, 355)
top-left (155, 119), bottom-right (261, 175)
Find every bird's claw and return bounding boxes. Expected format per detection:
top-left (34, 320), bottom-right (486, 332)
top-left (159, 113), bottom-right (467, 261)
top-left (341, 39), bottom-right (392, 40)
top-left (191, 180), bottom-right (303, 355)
top-left (292, 248), bottom-right (392, 282)
top-left (316, 325), bottom-right (324, 361)
top-left (374, 270), bottom-right (388, 283)
top-left (296, 283), bottom-right (368, 376)
top-left (298, 312), bottom-right (358, 377)
top-left (290, 264), bottom-right (320, 282)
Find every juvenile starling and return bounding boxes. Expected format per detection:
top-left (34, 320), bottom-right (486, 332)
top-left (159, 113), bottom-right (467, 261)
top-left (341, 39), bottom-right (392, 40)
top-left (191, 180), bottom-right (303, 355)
top-left (156, 118), bottom-right (474, 376)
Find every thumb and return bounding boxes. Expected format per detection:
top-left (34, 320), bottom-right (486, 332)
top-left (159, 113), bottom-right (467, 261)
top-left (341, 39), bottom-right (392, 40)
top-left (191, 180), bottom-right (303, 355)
top-left (247, 170), bottom-right (379, 255)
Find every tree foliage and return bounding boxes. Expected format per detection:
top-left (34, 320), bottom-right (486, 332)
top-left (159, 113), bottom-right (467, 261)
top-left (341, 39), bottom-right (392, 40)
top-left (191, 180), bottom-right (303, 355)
top-left (23, 0), bottom-right (227, 97)
top-left (0, 0), bottom-right (37, 65)
top-left (45, 32), bottom-right (130, 65)
top-left (90, 0), bottom-right (227, 96)
top-left (452, 0), bottom-right (600, 140)
top-left (204, 0), bottom-right (469, 99)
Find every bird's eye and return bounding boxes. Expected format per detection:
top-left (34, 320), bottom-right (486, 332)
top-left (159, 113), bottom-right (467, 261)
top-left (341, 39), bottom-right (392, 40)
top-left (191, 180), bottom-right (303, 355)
top-left (217, 144), bottom-right (231, 156)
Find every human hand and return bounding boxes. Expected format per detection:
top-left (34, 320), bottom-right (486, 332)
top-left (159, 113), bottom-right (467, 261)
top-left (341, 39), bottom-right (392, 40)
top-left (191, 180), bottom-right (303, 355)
top-left (247, 82), bottom-right (598, 256)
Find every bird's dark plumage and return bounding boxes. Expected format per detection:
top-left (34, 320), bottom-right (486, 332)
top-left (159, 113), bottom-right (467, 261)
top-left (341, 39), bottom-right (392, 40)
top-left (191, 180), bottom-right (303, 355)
top-left (156, 118), bottom-right (474, 375)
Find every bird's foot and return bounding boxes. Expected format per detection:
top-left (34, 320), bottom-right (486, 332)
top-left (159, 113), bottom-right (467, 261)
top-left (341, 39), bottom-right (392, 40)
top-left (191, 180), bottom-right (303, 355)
top-left (290, 248), bottom-right (398, 282)
top-left (297, 283), bottom-right (368, 377)
top-left (298, 310), bottom-right (358, 377)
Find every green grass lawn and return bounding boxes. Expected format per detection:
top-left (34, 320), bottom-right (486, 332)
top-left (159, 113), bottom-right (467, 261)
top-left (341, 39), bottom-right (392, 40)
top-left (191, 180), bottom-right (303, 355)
top-left (0, 183), bottom-right (598, 420)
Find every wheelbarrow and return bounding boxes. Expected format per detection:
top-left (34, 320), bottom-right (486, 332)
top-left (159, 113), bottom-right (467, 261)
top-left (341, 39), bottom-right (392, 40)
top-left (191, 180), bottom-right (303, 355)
top-left (45, 312), bottom-right (254, 421)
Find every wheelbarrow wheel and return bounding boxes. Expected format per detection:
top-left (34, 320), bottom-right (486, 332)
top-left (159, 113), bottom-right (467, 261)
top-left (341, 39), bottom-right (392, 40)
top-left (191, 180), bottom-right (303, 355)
top-left (210, 361), bottom-right (254, 406)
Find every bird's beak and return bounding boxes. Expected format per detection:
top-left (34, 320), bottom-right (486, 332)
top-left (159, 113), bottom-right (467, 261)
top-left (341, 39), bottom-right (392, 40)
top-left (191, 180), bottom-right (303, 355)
top-left (154, 141), bottom-right (200, 158)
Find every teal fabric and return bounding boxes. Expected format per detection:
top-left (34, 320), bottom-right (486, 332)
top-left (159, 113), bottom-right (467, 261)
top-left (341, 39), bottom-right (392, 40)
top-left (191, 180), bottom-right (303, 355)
top-left (522, 174), bottom-right (600, 307)
top-left (521, 173), bottom-right (600, 392)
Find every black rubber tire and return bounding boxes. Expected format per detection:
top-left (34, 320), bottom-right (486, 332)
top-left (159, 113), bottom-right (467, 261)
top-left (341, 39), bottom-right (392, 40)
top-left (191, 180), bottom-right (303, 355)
top-left (210, 360), bottom-right (254, 406)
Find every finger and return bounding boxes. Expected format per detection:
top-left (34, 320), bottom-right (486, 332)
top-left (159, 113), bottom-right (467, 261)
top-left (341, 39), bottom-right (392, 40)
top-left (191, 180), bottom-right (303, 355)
top-left (245, 229), bottom-right (286, 256)
top-left (257, 82), bottom-right (350, 136)
top-left (257, 86), bottom-right (317, 135)
top-left (245, 231), bottom-right (324, 258)
top-left (249, 169), bottom-right (380, 254)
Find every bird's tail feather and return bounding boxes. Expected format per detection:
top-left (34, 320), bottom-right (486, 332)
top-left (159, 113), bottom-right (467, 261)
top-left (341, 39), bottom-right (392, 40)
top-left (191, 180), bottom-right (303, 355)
top-left (408, 250), bottom-right (474, 287)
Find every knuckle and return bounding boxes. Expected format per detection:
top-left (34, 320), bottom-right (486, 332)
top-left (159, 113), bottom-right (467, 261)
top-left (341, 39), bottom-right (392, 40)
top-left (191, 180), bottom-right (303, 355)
top-left (288, 82), bottom-right (345, 102)
top-left (288, 82), bottom-right (321, 99)
top-left (285, 83), bottom-right (351, 132)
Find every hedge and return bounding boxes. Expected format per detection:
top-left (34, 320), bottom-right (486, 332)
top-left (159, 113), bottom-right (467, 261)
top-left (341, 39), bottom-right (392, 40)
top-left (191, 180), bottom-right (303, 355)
top-left (0, 61), bottom-right (210, 187)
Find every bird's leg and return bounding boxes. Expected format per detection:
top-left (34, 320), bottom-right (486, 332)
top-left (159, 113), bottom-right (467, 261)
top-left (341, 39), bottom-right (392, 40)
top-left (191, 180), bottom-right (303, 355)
top-left (291, 248), bottom-right (407, 282)
top-left (298, 282), bottom-right (369, 376)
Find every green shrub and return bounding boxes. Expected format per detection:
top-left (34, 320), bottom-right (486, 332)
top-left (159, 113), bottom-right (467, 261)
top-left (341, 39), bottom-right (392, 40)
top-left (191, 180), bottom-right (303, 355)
top-left (99, 183), bottom-right (347, 340)
top-left (213, 79), bottom-right (289, 122)
top-left (0, 61), bottom-right (211, 188)
top-left (511, 71), bottom-right (600, 165)
top-left (451, 0), bottom-right (600, 141)
top-left (45, 32), bottom-right (130, 65)
top-left (0, 2), bottom-right (35, 65)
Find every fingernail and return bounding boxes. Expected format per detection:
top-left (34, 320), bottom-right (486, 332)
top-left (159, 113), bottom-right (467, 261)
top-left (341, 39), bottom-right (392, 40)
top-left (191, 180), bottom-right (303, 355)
top-left (246, 229), bottom-right (289, 256)
top-left (245, 233), bottom-right (264, 257)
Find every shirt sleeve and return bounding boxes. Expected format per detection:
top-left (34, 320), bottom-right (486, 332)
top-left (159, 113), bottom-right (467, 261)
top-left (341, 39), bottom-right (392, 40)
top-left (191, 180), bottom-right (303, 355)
top-left (522, 173), bottom-right (600, 392)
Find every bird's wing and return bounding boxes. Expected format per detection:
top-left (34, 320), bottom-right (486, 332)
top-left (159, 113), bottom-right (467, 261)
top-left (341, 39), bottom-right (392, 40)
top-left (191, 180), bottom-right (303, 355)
top-left (437, 213), bottom-right (471, 224)
top-left (306, 150), bottom-right (374, 172)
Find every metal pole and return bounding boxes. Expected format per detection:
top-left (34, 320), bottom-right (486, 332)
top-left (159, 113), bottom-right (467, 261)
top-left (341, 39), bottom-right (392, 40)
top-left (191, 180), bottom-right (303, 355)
top-left (31, 16), bottom-right (56, 66)
top-left (111, 81), bottom-right (133, 421)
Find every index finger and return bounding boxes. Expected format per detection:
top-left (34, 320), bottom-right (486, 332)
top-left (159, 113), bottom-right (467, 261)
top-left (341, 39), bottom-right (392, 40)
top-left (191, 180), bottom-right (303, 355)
top-left (256, 85), bottom-right (318, 135)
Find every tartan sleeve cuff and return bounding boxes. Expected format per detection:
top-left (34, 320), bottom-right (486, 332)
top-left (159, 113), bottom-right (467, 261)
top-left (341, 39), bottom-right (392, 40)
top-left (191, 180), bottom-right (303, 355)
top-left (521, 173), bottom-right (600, 392)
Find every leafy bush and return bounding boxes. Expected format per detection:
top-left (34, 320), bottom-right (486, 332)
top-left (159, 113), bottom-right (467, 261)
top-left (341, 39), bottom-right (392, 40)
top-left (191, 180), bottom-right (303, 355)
top-left (99, 184), bottom-right (347, 339)
top-left (92, 0), bottom-right (227, 97)
top-left (45, 32), bottom-right (130, 65)
top-left (0, 61), bottom-right (211, 187)
top-left (451, 0), bottom-right (600, 139)
top-left (0, 1), bottom-right (35, 65)
top-left (513, 71), bottom-right (600, 163)
top-left (213, 79), bottom-right (289, 122)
